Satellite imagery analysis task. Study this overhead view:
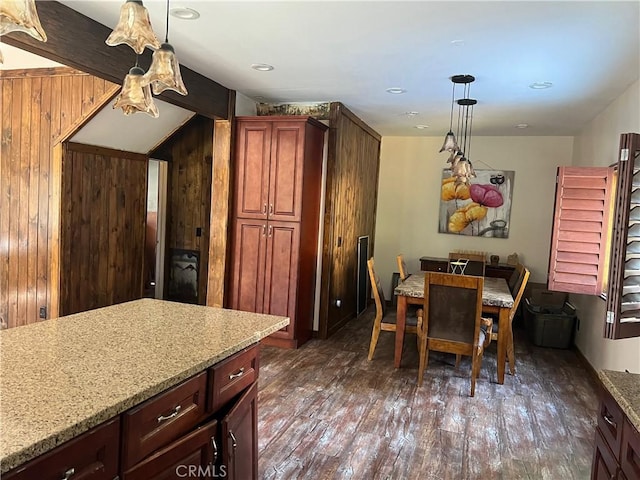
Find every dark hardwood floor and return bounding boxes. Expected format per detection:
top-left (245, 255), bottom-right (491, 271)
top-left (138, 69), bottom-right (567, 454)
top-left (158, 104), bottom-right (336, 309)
top-left (257, 305), bottom-right (599, 479)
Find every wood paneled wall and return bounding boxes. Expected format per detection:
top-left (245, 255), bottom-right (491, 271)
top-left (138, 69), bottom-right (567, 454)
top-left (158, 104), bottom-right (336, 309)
top-left (0, 68), bottom-right (117, 328)
top-left (60, 143), bottom-right (148, 316)
top-left (318, 103), bottom-right (382, 338)
top-left (157, 116), bottom-right (214, 304)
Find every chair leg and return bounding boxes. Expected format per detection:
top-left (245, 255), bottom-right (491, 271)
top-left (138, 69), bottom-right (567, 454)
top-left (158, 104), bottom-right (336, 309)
top-left (417, 336), bottom-right (428, 386)
top-left (367, 320), bottom-right (382, 361)
top-left (470, 347), bottom-right (482, 397)
top-left (507, 326), bottom-right (516, 375)
top-left (455, 354), bottom-right (462, 368)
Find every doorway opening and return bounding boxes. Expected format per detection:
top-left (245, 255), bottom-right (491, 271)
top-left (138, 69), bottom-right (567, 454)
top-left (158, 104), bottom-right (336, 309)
top-left (145, 159), bottom-right (168, 299)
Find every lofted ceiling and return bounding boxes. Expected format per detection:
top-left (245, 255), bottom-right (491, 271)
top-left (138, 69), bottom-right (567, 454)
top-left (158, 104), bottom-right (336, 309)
top-left (5, 1), bottom-right (639, 138)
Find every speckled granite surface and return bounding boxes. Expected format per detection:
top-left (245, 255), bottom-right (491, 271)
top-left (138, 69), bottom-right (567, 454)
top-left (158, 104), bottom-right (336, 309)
top-left (599, 370), bottom-right (640, 432)
top-left (394, 272), bottom-right (514, 308)
top-left (0, 299), bottom-right (289, 474)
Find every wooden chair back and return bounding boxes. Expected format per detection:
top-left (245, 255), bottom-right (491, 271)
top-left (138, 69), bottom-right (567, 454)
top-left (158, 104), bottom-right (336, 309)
top-left (417, 272), bottom-right (487, 395)
top-left (510, 266), bottom-right (530, 322)
top-left (367, 258), bottom-right (387, 321)
top-left (507, 262), bottom-right (526, 296)
top-left (397, 254), bottom-right (408, 281)
top-left (448, 252), bottom-right (486, 276)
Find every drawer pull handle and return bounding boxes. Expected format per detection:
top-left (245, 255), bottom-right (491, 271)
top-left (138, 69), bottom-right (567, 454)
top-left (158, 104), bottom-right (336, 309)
top-left (229, 431), bottom-right (237, 450)
top-left (211, 436), bottom-right (218, 464)
top-left (269, 203), bottom-right (273, 214)
top-left (603, 413), bottom-right (617, 429)
top-left (263, 203), bottom-right (267, 215)
top-left (157, 405), bottom-right (182, 423)
top-left (61, 468), bottom-right (75, 480)
top-left (229, 367), bottom-right (245, 380)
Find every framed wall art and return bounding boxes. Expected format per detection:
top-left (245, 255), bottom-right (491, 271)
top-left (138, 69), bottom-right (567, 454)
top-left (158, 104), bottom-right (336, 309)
top-left (438, 169), bottom-right (515, 238)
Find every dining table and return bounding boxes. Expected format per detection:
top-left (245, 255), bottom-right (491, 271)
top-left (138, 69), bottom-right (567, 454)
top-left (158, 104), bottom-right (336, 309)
top-left (394, 272), bottom-right (515, 384)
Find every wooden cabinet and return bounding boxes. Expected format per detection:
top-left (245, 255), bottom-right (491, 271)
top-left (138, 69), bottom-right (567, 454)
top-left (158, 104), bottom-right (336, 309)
top-left (5, 347), bottom-right (261, 480)
top-left (230, 116), bottom-right (327, 348)
top-left (222, 382), bottom-right (258, 480)
top-left (4, 418), bottom-right (120, 480)
top-left (591, 387), bottom-right (640, 479)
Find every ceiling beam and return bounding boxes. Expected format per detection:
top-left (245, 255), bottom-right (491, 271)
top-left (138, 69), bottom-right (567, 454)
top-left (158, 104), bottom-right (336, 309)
top-left (2, 1), bottom-right (231, 120)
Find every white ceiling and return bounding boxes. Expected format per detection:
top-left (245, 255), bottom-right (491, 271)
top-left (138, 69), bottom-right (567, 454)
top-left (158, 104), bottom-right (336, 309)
top-left (7, 1), bottom-right (640, 138)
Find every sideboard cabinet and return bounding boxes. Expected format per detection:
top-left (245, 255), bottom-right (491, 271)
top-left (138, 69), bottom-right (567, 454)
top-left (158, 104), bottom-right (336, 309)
top-left (230, 116), bottom-right (327, 348)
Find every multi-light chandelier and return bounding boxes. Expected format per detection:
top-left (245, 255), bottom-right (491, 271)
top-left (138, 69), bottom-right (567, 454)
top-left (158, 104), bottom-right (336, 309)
top-left (439, 74), bottom-right (477, 185)
top-left (0, 0), bottom-right (47, 64)
top-left (107, 0), bottom-right (188, 118)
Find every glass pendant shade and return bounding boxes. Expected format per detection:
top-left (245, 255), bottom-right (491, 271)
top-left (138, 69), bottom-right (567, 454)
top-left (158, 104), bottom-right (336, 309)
top-left (106, 0), bottom-right (160, 54)
top-left (113, 66), bottom-right (159, 118)
top-left (439, 131), bottom-right (459, 153)
top-left (142, 43), bottom-right (188, 95)
top-left (0, 0), bottom-right (47, 42)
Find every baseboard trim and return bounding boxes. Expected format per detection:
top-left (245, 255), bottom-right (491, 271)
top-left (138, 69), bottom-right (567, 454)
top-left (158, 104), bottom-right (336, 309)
top-left (572, 344), bottom-right (602, 389)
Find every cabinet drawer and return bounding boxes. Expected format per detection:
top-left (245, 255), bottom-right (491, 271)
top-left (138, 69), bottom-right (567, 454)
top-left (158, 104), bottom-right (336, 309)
top-left (5, 418), bottom-right (119, 480)
top-left (597, 388), bottom-right (625, 457)
top-left (121, 371), bottom-right (207, 469)
top-left (209, 344), bottom-right (259, 412)
top-left (621, 418), bottom-right (640, 480)
top-left (420, 259), bottom-right (448, 273)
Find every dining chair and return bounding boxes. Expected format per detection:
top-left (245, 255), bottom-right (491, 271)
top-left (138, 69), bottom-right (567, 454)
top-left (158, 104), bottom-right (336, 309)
top-left (507, 262), bottom-right (526, 296)
top-left (367, 258), bottom-right (421, 361)
top-left (447, 252), bottom-right (486, 276)
top-left (397, 254), bottom-right (409, 281)
top-left (489, 264), bottom-right (530, 375)
top-left (415, 272), bottom-right (492, 396)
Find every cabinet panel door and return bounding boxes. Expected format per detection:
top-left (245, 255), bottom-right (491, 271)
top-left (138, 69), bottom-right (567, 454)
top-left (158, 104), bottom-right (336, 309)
top-left (122, 419), bottom-right (218, 480)
top-left (230, 220), bottom-right (267, 313)
top-left (592, 428), bottom-right (619, 480)
top-left (621, 419), bottom-right (640, 480)
top-left (222, 382), bottom-right (258, 480)
top-left (268, 122), bottom-right (305, 222)
top-left (235, 121), bottom-right (271, 220)
top-left (263, 222), bottom-right (300, 338)
top-left (4, 418), bottom-right (119, 480)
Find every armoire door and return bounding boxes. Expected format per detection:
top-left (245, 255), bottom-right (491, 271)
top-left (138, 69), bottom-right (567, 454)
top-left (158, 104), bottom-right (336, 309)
top-left (234, 121), bottom-right (271, 220)
top-left (262, 221), bottom-right (300, 339)
top-left (268, 121), bottom-right (306, 222)
top-left (230, 219), bottom-right (267, 313)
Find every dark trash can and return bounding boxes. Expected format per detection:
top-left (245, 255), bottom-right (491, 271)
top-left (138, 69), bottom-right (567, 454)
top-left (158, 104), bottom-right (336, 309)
top-left (524, 292), bottom-right (577, 349)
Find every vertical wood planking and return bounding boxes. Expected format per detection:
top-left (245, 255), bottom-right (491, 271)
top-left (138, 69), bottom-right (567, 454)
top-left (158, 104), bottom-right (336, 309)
top-left (318, 103), bottom-right (382, 338)
top-left (0, 69), bottom-right (117, 326)
top-left (60, 143), bottom-right (147, 315)
top-left (159, 116), bottom-right (215, 304)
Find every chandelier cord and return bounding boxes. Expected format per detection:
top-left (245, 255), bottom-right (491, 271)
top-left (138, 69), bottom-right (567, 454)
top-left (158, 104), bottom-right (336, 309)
top-left (164, 0), bottom-right (170, 43)
top-left (449, 81), bottom-right (456, 132)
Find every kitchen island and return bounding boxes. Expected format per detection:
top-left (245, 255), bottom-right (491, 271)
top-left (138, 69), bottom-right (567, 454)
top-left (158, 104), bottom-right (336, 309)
top-left (0, 299), bottom-right (289, 478)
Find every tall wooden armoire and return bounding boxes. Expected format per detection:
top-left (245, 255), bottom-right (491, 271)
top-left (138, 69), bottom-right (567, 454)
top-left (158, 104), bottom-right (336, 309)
top-left (229, 116), bottom-right (328, 348)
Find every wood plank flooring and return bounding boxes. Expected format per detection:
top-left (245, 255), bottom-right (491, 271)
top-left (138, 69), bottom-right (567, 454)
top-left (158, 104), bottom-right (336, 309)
top-left (257, 306), bottom-right (599, 479)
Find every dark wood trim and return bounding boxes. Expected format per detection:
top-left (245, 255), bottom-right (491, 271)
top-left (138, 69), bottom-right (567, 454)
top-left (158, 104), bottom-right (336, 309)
top-left (331, 102), bottom-right (382, 142)
top-left (2, 1), bottom-right (231, 120)
top-left (572, 344), bottom-right (602, 390)
top-left (66, 142), bottom-right (148, 162)
top-left (147, 114), bottom-right (197, 158)
top-left (0, 67), bottom-right (85, 79)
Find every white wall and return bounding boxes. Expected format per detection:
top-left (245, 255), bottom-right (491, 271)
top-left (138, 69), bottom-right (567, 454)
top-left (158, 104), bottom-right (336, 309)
top-left (375, 136), bottom-right (573, 298)
top-left (571, 79), bottom-right (640, 374)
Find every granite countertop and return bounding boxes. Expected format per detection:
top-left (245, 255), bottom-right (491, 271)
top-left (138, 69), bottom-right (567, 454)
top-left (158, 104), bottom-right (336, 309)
top-left (0, 299), bottom-right (289, 474)
top-left (598, 370), bottom-right (640, 432)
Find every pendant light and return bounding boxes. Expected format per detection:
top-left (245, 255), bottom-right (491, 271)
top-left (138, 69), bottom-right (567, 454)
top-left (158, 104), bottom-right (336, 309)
top-left (106, 0), bottom-right (160, 55)
top-left (0, 0), bottom-right (47, 42)
top-left (142, 0), bottom-right (187, 95)
top-left (439, 74), bottom-right (477, 184)
top-left (113, 64), bottom-right (159, 118)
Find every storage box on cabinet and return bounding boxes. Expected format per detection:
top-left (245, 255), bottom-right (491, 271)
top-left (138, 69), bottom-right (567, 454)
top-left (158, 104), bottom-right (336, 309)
top-left (4, 418), bottom-right (120, 480)
top-left (121, 371), bottom-right (207, 470)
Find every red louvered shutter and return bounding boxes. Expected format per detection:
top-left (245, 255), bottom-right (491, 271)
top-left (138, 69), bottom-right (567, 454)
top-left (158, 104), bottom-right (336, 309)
top-left (548, 166), bottom-right (615, 295)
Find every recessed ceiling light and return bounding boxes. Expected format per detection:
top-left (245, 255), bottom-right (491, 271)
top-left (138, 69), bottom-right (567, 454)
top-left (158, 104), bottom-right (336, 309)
top-left (529, 81), bottom-right (553, 89)
top-left (386, 87), bottom-right (406, 94)
top-left (251, 63), bottom-right (274, 72)
top-left (415, 125), bottom-right (430, 129)
top-left (450, 39), bottom-right (465, 46)
top-left (515, 123), bottom-right (529, 129)
top-left (169, 7), bottom-right (200, 20)
top-left (404, 111), bottom-right (419, 117)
